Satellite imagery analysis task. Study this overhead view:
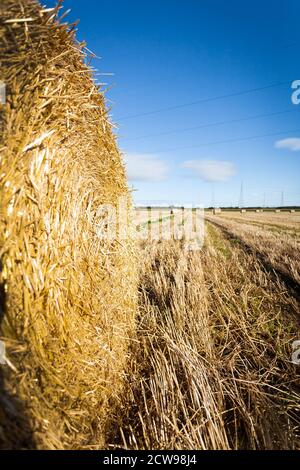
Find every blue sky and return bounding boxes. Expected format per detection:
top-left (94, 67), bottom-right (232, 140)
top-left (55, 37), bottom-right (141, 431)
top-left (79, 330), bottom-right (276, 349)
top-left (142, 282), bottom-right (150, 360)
top-left (48, 0), bottom-right (300, 206)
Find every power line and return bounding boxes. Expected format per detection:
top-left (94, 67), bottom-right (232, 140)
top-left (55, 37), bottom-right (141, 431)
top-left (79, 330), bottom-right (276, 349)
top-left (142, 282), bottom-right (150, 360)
top-left (116, 80), bottom-right (290, 121)
top-left (120, 108), bottom-right (299, 141)
top-left (127, 127), bottom-right (300, 154)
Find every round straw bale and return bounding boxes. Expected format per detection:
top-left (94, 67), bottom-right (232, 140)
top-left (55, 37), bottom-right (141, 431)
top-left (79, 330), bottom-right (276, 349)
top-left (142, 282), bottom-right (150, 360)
top-left (0, 0), bottom-right (136, 449)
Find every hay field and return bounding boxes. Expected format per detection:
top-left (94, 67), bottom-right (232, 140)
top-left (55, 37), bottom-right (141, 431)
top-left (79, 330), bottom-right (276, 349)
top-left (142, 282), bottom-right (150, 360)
top-left (0, 0), bottom-right (299, 451)
top-left (107, 208), bottom-right (300, 450)
top-left (215, 210), bottom-right (300, 232)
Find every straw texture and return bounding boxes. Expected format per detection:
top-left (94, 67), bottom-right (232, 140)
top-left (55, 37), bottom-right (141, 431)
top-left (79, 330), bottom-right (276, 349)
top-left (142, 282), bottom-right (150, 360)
top-left (0, 0), bottom-right (136, 449)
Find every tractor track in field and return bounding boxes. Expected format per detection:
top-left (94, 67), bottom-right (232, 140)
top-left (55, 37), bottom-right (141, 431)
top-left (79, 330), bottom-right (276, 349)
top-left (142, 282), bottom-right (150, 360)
top-left (206, 218), bottom-right (300, 301)
top-left (216, 216), bottom-right (300, 237)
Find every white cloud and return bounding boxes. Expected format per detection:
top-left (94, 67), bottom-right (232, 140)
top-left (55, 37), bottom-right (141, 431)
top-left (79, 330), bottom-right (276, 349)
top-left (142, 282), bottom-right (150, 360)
top-left (275, 138), bottom-right (300, 151)
top-left (124, 153), bottom-right (169, 182)
top-left (182, 159), bottom-right (236, 182)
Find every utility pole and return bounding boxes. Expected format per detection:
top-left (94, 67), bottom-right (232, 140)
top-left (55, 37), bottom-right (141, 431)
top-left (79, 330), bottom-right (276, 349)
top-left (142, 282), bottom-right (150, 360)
top-left (211, 183), bottom-right (215, 208)
top-left (238, 181), bottom-right (244, 208)
top-left (280, 191), bottom-right (284, 208)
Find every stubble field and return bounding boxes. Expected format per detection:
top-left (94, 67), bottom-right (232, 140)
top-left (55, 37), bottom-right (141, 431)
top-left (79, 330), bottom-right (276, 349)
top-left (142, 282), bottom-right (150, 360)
top-left (109, 209), bottom-right (300, 450)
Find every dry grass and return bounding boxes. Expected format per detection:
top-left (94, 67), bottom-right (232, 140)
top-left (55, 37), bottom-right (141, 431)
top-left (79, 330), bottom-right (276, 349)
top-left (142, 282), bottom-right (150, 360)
top-left (0, 0), bottom-right (136, 449)
top-left (206, 213), bottom-right (300, 285)
top-left (109, 216), bottom-right (300, 450)
top-left (217, 210), bottom-right (300, 233)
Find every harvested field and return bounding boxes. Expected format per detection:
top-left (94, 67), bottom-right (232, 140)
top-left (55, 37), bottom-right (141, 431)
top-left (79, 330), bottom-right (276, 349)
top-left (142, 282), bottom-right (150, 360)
top-left (106, 208), bottom-right (300, 450)
top-left (206, 212), bottom-right (300, 286)
top-left (0, 0), bottom-right (299, 453)
top-left (217, 210), bottom-right (300, 233)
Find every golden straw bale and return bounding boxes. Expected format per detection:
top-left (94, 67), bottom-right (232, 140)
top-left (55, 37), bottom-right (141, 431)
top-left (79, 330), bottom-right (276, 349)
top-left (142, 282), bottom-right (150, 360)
top-left (0, 0), bottom-right (136, 449)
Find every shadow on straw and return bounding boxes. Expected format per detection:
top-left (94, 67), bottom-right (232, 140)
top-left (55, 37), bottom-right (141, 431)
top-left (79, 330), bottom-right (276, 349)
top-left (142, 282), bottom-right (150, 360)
top-left (0, 262), bottom-right (36, 449)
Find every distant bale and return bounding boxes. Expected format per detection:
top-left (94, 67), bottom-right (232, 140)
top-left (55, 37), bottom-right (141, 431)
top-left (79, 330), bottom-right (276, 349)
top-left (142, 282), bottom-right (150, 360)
top-left (0, 0), bottom-right (136, 449)
top-left (275, 209), bottom-right (281, 213)
top-left (213, 208), bottom-right (221, 215)
top-left (240, 209), bottom-right (246, 213)
top-left (290, 209), bottom-right (295, 213)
